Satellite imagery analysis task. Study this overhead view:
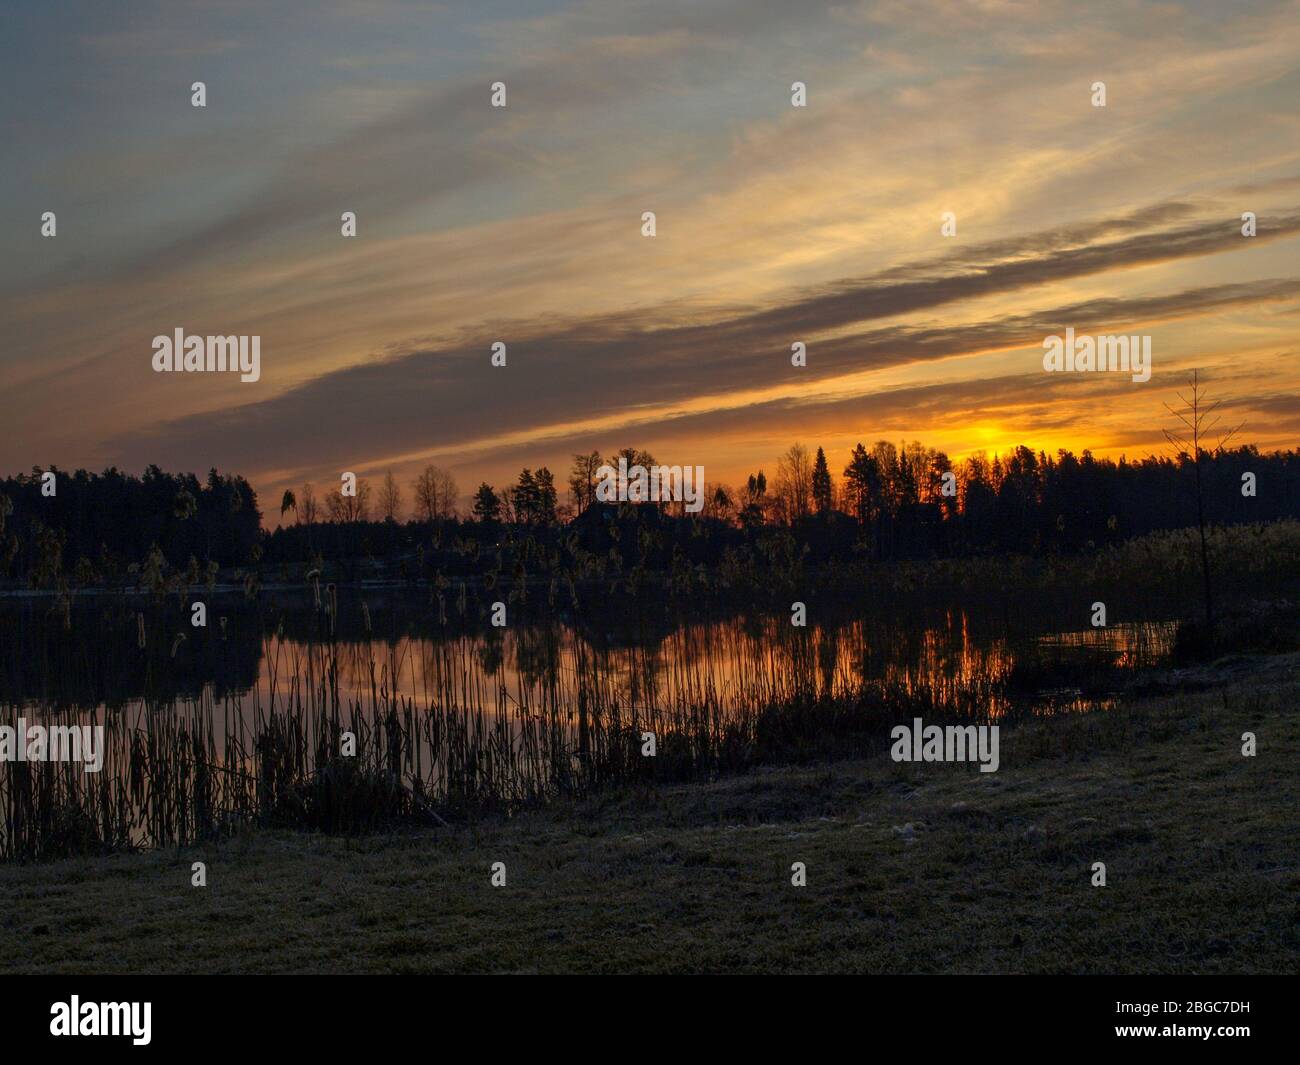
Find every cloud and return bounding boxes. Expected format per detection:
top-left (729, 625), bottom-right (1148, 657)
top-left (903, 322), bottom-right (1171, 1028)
top-left (7, 0), bottom-right (1300, 509)
top-left (101, 194), bottom-right (1300, 482)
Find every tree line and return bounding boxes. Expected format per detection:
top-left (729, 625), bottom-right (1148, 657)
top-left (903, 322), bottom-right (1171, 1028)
top-left (0, 465), bottom-right (259, 588)
top-left (279, 440), bottom-right (1299, 544)
top-left (3, 442), bottom-right (1298, 586)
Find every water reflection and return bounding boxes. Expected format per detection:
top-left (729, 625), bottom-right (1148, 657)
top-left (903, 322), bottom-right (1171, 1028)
top-left (0, 595), bottom-right (1177, 857)
top-left (0, 597), bottom-right (1175, 714)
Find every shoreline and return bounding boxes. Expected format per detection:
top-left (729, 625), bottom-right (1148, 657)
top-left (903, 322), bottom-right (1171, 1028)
top-left (3, 651), bottom-right (1296, 974)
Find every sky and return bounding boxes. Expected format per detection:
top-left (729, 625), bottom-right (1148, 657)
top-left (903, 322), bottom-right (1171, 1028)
top-left (2, 0), bottom-right (1298, 523)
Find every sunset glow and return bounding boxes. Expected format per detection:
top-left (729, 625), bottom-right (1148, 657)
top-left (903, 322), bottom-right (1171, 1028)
top-left (3, 0), bottom-right (1298, 520)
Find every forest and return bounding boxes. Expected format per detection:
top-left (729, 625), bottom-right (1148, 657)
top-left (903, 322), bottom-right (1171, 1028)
top-left (1, 442), bottom-right (1296, 587)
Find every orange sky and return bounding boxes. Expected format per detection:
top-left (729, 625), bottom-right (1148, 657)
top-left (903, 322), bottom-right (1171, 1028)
top-left (3, 0), bottom-right (1298, 524)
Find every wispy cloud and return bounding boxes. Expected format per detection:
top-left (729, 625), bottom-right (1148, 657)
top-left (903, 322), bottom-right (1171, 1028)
top-left (3, 0), bottom-right (1298, 512)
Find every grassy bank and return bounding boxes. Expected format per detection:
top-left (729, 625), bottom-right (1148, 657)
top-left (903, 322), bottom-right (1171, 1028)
top-left (2, 653), bottom-right (1297, 974)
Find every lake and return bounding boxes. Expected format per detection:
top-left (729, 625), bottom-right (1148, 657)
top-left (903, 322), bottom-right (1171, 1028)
top-left (0, 587), bottom-right (1180, 858)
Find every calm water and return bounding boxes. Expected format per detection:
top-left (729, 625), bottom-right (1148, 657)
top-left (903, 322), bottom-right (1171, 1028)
top-left (0, 591), bottom-right (1177, 712)
top-left (0, 591), bottom-right (1179, 855)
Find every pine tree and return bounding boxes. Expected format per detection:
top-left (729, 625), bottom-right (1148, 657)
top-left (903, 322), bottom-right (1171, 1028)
top-left (514, 469), bottom-right (538, 523)
top-left (534, 467), bottom-right (558, 525)
top-left (472, 482), bottom-right (501, 524)
top-left (812, 447), bottom-right (833, 516)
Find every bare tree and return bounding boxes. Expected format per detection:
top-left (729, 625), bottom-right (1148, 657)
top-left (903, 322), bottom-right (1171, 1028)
top-left (327, 478), bottom-right (372, 522)
top-left (379, 470), bottom-right (403, 522)
top-left (299, 482), bottom-right (318, 525)
top-left (775, 443), bottom-right (814, 522)
top-left (568, 451), bottom-right (604, 514)
top-left (1163, 370), bottom-right (1241, 634)
top-left (413, 465), bottom-right (459, 522)
top-left (336, 482), bottom-right (365, 522)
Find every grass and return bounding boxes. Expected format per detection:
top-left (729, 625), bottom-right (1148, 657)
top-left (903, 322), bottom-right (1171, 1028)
top-left (2, 651), bottom-right (1296, 974)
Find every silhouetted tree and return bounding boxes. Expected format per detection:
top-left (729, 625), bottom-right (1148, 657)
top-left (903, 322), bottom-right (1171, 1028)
top-left (536, 468), bottom-right (558, 524)
top-left (472, 482), bottom-right (502, 524)
top-left (379, 471), bottom-right (402, 522)
top-left (568, 451), bottom-right (604, 514)
top-left (775, 443), bottom-right (813, 522)
top-left (1163, 370), bottom-right (1241, 632)
top-left (413, 465), bottom-right (458, 522)
top-left (812, 447), bottom-right (833, 516)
